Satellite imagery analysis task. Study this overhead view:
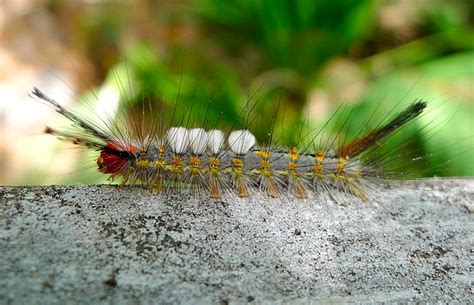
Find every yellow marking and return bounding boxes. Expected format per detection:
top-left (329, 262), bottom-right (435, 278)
top-left (260, 160), bottom-right (271, 169)
top-left (154, 160), bottom-right (167, 168)
top-left (233, 170), bottom-right (242, 176)
top-left (208, 157), bottom-right (221, 176)
top-left (172, 155), bottom-right (183, 166)
top-left (150, 145), bottom-right (167, 171)
top-left (288, 148), bottom-right (301, 179)
top-left (231, 157), bottom-right (248, 197)
top-left (259, 169), bottom-right (272, 177)
top-left (316, 150), bottom-right (325, 163)
top-left (256, 150), bottom-right (271, 159)
top-left (210, 157), bottom-right (220, 166)
top-left (189, 156), bottom-right (201, 166)
top-left (232, 158), bottom-right (245, 176)
top-left (288, 162), bottom-right (298, 171)
top-left (336, 156), bottom-right (348, 172)
top-left (314, 163), bottom-right (324, 172)
top-left (188, 156), bottom-right (202, 175)
top-left (289, 147), bottom-right (299, 161)
top-left (291, 172), bottom-right (300, 179)
top-left (170, 155), bottom-right (184, 175)
top-left (259, 158), bottom-right (273, 178)
top-left (190, 167), bottom-right (200, 175)
top-left (314, 172), bottom-right (324, 179)
top-left (137, 160), bottom-right (152, 168)
top-left (232, 158), bottom-right (243, 167)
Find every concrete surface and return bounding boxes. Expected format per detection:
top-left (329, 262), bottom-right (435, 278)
top-left (0, 179), bottom-right (473, 304)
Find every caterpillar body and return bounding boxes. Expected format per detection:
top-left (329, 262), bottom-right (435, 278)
top-left (31, 87), bottom-right (428, 201)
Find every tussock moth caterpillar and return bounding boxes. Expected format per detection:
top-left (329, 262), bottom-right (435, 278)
top-left (31, 80), bottom-right (453, 202)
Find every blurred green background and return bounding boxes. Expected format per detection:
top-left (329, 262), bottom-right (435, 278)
top-left (1, 0), bottom-right (473, 185)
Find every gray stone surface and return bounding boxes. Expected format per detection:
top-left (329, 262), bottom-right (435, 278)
top-left (0, 179), bottom-right (473, 304)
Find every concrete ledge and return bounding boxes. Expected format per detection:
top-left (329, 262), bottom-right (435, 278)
top-left (0, 179), bottom-right (473, 304)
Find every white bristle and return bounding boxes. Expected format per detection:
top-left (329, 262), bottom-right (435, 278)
top-left (166, 127), bottom-right (190, 154)
top-left (188, 128), bottom-right (208, 155)
top-left (228, 130), bottom-right (256, 155)
top-left (207, 129), bottom-right (225, 155)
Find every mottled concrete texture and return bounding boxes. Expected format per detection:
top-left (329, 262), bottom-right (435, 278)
top-left (0, 179), bottom-right (473, 304)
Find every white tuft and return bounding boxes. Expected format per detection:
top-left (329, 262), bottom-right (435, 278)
top-left (207, 129), bottom-right (225, 155)
top-left (166, 127), bottom-right (190, 154)
top-left (228, 130), bottom-right (256, 155)
top-left (188, 128), bottom-right (208, 155)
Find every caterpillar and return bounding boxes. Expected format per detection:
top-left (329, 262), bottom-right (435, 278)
top-left (29, 85), bottom-right (438, 202)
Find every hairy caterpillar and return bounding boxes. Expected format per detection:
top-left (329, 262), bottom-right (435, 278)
top-left (29, 85), bottom-right (437, 202)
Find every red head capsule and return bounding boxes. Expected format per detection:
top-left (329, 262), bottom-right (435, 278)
top-left (97, 142), bottom-right (137, 174)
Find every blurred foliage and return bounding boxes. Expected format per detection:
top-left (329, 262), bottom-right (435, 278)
top-left (194, 0), bottom-right (377, 72)
top-left (39, 0), bottom-right (474, 180)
